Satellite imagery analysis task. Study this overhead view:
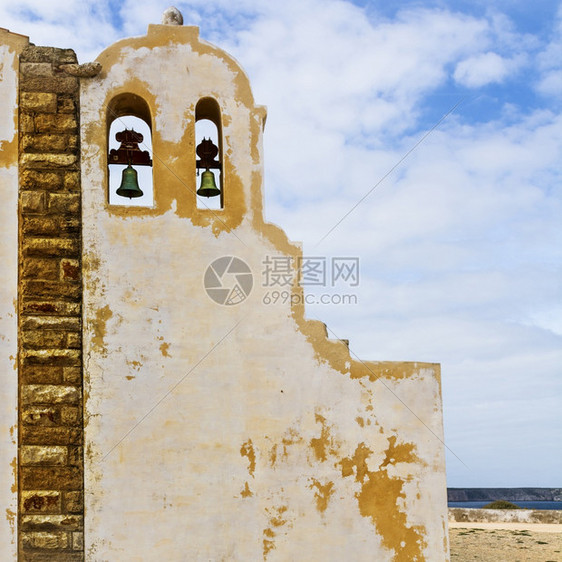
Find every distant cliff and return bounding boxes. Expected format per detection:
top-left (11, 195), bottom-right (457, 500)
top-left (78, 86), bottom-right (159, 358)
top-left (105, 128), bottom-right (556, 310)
top-left (448, 488), bottom-right (562, 502)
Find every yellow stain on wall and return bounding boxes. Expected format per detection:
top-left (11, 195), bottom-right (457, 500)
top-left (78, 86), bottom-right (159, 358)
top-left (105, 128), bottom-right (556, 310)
top-left (309, 478), bottom-right (335, 514)
top-left (240, 439), bottom-right (256, 478)
top-left (4, 508), bottom-right (15, 535)
top-left (91, 305), bottom-right (113, 352)
top-left (341, 439), bottom-right (427, 560)
top-left (309, 414), bottom-right (338, 463)
top-left (127, 360), bottom-right (142, 371)
top-left (380, 435), bottom-right (420, 469)
top-left (280, 427), bottom-right (302, 460)
top-left (262, 505), bottom-right (289, 561)
top-left (240, 482), bottom-right (253, 498)
top-left (9, 457), bottom-right (16, 494)
top-left (268, 443), bottom-right (277, 467)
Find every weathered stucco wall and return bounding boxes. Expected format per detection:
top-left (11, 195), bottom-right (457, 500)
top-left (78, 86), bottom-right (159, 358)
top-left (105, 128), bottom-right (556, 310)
top-left (0, 28), bottom-right (28, 559)
top-left (81, 24), bottom-right (448, 561)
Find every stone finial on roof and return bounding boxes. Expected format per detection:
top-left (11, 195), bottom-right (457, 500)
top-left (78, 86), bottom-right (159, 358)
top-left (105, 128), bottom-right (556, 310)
top-left (162, 7), bottom-right (184, 25)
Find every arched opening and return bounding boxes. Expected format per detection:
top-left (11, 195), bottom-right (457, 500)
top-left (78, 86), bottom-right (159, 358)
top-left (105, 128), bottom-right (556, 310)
top-left (195, 97), bottom-right (223, 210)
top-left (107, 94), bottom-right (153, 207)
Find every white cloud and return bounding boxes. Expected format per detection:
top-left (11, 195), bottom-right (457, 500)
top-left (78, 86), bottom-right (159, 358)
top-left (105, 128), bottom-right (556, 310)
top-left (534, 6), bottom-right (562, 99)
top-left (232, 4), bottom-right (490, 134)
top-left (0, 0), bottom-right (120, 62)
top-left (220, 1), bottom-right (562, 488)
top-left (453, 51), bottom-right (519, 87)
top-left (537, 69), bottom-right (562, 97)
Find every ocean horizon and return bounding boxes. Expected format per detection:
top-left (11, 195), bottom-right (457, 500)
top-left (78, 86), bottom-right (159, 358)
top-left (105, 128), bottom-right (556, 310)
top-left (448, 500), bottom-right (562, 511)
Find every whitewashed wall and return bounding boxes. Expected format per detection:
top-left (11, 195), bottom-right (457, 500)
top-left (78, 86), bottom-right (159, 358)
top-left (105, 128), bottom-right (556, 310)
top-left (81, 24), bottom-right (448, 561)
top-left (0, 28), bottom-right (29, 561)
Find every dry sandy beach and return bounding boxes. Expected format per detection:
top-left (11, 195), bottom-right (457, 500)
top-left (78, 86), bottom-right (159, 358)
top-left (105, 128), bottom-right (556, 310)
top-left (449, 522), bottom-right (562, 561)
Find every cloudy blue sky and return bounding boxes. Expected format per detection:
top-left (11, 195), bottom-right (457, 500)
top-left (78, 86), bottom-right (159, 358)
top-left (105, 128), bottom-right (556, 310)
top-left (3, 0), bottom-right (561, 488)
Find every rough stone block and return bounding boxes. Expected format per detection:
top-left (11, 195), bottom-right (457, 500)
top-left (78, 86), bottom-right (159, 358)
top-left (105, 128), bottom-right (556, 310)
top-left (22, 406), bottom-right (60, 426)
top-left (48, 193), bottom-right (80, 215)
top-left (20, 113), bottom-right (35, 133)
top-left (21, 316), bottom-right (80, 331)
top-left (21, 466), bottom-right (82, 491)
top-left (21, 426), bottom-right (71, 446)
top-left (68, 447), bottom-right (82, 467)
top-left (21, 190), bottom-right (47, 213)
top-left (62, 367), bottom-right (81, 384)
top-left (20, 170), bottom-right (64, 191)
top-left (63, 171), bottom-right (80, 191)
top-left (21, 279), bottom-right (81, 301)
top-left (34, 114), bottom-right (77, 133)
top-left (21, 531), bottom-right (70, 550)
top-left (21, 46), bottom-right (77, 64)
top-left (23, 217), bottom-right (60, 236)
top-left (22, 133), bottom-right (78, 152)
top-left (57, 96), bottom-right (76, 113)
top-left (20, 153), bottom-right (78, 169)
top-left (20, 75), bottom-right (78, 94)
top-left (60, 259), bottom-right (80, 281)
top-left (63, 492), bottom-right (82, 514)
top-left (21, 258), bottom-right (59, 280)
top-left (21, 491), bottom-right (61, 514)
top-left (22, 216), bottom-right (80, 236)
top-left (60, 407), bottom-right (79, 425)
top-left (72, 532), bottom-right (84, 551)
top-left (23, 237), bottom-right (79, 257)
top-left (21, 62), bottom-right (54, 78)
top-left (20, 92), bottom-right (57, 113)
top-left (22, 348), bottom-right (81, 367)
top-left (22, 385), bottom-right (79, 405)
top-left (66, 332), bottom-right (81, 349)
top-left (21, 330), bottom-right (68, 349)
top-left (21, 365), bottom-right (63, 385)
top-left (57, 49), bottom-right (79, 64)
top-left (22, 301), bottom-right (81, 317)
top-left (69, 429), bottom-right (82, 446)
top-left (21, 514), bottom-right (83, 533)
top-left (21, 446), bottom-right (68, 465)
top-left (22, 552), bottom-right (85, 561)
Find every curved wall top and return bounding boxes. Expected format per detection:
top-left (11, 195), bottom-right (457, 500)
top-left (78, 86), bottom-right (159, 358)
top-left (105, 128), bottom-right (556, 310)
top-left (82, 24), bottom-right (267, 231)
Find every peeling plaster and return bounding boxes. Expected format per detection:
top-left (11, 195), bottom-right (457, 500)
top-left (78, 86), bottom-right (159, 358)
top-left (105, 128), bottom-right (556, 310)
top-left (309, 414), bottom-right (339, 463)
top-left (91, 305), bottom-right (113, 352)
top-left (309, 479), bottom-right (335, 514)
top-left (262, 505), bottom-right (290, 560)
top-left (159, 342), bottom-right (171, 357)
top-left (241, 482), bottom-right (253, 498)
top-left (240, 439), bottom-right (256, 478)
top-left (341, 440), bottom-right (428, 560)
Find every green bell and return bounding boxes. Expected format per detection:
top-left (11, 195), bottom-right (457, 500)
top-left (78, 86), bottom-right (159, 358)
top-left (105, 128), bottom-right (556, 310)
top-left (116, 164), bottom-right (144, 199)
top-left (196, 169), bottom-right (220, 198)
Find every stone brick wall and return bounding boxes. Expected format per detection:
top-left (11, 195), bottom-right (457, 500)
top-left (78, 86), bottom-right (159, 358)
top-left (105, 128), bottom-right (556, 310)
top-left (18, 46), bottom-right (83, 561)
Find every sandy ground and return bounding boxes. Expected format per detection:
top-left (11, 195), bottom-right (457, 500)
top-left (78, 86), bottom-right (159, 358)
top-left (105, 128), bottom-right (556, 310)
top-left (449, 523), bottom-right (562, 561)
